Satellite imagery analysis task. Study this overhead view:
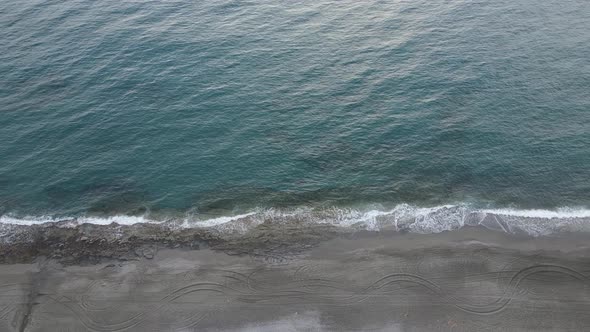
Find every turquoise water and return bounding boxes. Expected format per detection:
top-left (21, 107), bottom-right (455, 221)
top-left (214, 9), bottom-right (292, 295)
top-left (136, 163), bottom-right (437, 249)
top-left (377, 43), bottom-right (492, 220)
top-left (1, 0), bottom-right (589, 222)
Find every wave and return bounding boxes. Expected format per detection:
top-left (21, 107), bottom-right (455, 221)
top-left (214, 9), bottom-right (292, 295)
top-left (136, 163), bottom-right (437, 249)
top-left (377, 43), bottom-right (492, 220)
top-left (2, 204), bottom-right (590, 237)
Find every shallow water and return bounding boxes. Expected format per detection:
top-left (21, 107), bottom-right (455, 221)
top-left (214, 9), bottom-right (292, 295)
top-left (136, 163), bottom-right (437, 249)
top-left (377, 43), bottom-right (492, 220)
top-left (1, 0), bottom-right (589, 228)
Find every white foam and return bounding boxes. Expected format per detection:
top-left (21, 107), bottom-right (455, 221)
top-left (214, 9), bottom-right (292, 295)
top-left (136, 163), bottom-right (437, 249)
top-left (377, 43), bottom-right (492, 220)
top-left (77, 215), bottom-right (157, 225)
top-left (479, 207), bottom-right (590, 219)
top-left (0, 215), bottom-right (59, 226)
top-left (0, 212), bottom-right (258, 228)
top-left (0, 214), bottom-right (158, 226)
top-left (1, 203), bottom-right (590, 237)
top-left (182, 212), bottom-right (257, 228)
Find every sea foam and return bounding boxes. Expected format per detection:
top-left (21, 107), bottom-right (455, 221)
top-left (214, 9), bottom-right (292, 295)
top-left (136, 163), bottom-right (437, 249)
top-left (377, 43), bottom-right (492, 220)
top-left (2, 204), bottom-right (590, 237)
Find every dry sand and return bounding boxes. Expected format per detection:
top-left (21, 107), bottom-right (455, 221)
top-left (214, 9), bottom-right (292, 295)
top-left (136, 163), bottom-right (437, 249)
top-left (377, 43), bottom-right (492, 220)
top-left (1, 228), bottom-right (590, 331)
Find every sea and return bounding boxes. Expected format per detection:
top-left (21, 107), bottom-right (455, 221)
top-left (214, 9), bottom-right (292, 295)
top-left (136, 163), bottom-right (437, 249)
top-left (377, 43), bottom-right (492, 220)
top-left (1, 0), bottom-right (589, 236)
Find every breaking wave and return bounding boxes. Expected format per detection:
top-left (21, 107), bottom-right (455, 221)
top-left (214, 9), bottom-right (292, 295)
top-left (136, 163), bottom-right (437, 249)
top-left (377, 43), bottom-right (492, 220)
top-left (2, 204), bottom-right (590, 237)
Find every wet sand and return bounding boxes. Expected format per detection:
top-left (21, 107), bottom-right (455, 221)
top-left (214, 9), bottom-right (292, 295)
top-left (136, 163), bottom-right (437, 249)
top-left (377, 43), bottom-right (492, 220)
top-left (2, 228), bottom-right (590, 331)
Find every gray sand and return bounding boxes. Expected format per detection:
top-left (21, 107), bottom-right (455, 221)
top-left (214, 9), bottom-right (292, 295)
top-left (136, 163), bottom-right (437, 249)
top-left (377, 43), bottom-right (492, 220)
top-left (2, 228), bottom-right (590, 331)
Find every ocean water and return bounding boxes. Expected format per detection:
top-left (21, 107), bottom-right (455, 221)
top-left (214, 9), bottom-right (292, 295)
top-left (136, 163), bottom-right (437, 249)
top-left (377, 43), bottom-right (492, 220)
top-left (1, 0), bottom-right (589, 232)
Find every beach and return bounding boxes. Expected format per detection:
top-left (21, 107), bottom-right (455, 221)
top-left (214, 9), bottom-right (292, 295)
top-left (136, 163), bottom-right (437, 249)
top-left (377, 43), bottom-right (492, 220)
top-left (2, 226), bottom-right (590, 331)
top-left (2, 0), bottom-right (589, 330)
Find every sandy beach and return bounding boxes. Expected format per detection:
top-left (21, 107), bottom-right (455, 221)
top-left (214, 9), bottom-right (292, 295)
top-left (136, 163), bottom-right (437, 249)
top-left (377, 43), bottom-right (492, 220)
top-left (3, 0), bottom-right (589, 330)
top-left (1, 227), bottom-right (590, 331)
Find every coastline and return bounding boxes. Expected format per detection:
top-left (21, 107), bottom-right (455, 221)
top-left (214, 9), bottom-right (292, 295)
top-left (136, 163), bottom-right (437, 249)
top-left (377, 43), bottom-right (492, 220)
top-left (2, 0), bottom-right (589, 330)
top-left (3, 203), bottom-right (590, 265)
top-left (2, 227), bottom-right (590, 331)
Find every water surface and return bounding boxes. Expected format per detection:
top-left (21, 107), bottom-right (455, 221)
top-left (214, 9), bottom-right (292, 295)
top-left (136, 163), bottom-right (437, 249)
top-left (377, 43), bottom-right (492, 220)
top-left (1, 0), bottom-right (589, 225)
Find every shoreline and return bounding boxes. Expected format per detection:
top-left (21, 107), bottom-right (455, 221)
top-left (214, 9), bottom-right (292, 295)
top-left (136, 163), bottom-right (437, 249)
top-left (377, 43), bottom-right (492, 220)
top-left (0, 218), bottom-right (343, 264)
top-left (3, 217), bottom-right (590, 264)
